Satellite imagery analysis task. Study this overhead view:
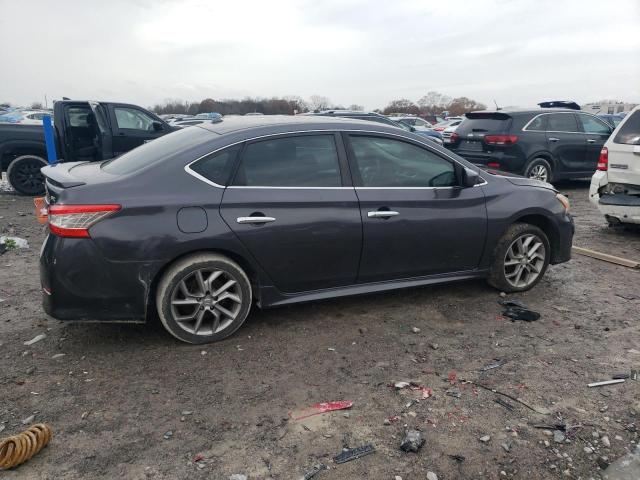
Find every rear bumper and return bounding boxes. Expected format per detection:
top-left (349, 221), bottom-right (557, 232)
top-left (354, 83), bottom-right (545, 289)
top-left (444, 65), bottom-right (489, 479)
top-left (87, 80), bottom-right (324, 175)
top-left (449, 149), bottom-right (525, 173)
top-left (40, 234), bottom-right (162, 322)
top-left (588, 172), bottom-right (640, 224)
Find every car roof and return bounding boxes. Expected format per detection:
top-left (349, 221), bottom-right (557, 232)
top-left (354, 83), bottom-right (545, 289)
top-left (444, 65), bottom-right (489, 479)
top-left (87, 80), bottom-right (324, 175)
top-left (198, 114), bottom-right (402, 136)
top-left (468, 108), bottom-right (593, 117)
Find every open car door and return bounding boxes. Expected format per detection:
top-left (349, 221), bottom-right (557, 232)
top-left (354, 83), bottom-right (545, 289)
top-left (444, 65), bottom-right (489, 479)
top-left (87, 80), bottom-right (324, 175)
top-left (89, 101), bottom-right (113, 161)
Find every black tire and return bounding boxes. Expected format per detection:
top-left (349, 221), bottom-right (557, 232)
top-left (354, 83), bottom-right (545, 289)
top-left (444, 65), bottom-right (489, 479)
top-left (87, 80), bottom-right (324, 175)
top-left (487, 223), bottom-right (551, 293)
top-left (156, 253), bottom-right (252, 344)
top-left (523, 157), bottom-right (553, 183)
top-left (7, 155), bottom-right (47, 196)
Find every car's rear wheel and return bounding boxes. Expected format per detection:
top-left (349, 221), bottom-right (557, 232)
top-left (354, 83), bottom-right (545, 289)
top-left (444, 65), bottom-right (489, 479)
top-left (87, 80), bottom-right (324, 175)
top-left (156, 253), bottom-right (252, 344)
top-left (6, 155), bottom-right (47, 196)
top-left (524, 158), bottom-right (553, 183)
top-left (487, 223), bottom-right (550, 293)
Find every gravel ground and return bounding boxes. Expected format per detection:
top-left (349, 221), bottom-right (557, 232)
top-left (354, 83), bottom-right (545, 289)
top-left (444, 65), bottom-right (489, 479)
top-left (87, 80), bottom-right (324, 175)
top-left (1, 180), bottom-right (639, 480)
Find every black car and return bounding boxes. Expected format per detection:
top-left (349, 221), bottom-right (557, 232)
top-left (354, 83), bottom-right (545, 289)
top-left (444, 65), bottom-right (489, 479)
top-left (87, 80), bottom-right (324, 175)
top-left (40, 116), bottom-right (573, 344)
top-left (448, 109), bottom-right (614, 182)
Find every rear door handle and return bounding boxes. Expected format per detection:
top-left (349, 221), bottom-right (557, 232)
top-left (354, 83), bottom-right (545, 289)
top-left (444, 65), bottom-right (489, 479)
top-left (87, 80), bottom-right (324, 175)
top-left (548, 137), bottom-right (560, 142)
top-left (586, 139), bottom-right (596, 143)
top-left (368, 210), bottom-right (399, 219)
top-left (237, 216), bottom-right (276, 224)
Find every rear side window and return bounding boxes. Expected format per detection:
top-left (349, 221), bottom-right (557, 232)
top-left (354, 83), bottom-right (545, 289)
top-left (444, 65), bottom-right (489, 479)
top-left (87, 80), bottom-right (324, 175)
top-left (613, 110), bottom-right (640, 145)
top-left (349, 135), bottom-right (456, 187)
top-left (190, 144), bottom-right (242, 186)
top-left (525, 115), bottom-right (546, 131)
top-left (547, 113), bottom-right (579, 132)
top-left (233, 135), bottom-right (341, 187)
top-left (578, 114), bottom-right (611, 134)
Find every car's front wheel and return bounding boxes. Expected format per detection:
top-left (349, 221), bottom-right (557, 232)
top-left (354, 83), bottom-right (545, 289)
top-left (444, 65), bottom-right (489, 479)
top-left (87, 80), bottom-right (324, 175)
top-left (156, 253), bottom-right (252, 344)
top-left (487, 223), bottom-right (550, 293)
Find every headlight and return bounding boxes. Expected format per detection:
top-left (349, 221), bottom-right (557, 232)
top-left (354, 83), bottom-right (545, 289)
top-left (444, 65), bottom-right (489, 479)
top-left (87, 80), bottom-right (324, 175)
top-left (556, 193), bottom-right (570, 213)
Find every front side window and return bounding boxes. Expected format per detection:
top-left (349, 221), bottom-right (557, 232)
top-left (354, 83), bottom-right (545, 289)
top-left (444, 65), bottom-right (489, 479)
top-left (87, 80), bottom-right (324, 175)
top-left (579, 115), bottom-right (611, 134)
top-left (114, 107), bottom-right (155, 131)
top-left (546, 113), bottom-right (579, 132)
top-left (613, 110), bottom-right (640, 145)
top-left (233, 135), bottom-right (341, 187)
top-left (349, 135), bottom-right (457, 187)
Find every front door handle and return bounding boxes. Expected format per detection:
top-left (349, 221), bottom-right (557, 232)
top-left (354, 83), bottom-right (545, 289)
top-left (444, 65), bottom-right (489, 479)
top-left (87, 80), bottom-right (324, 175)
top-left (368, 210), bottom-right (399, 219)
top-left (586, 139), bottom-right (596, 143)
top-left (548, 137), bottom-right (560, 142)
top-left (237, 216), bottom-right (276, 224)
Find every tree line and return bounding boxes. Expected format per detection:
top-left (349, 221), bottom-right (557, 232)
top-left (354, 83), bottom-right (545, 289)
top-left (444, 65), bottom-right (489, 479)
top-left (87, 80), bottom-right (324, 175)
top-left (150, 91), bottom-right (485, 117)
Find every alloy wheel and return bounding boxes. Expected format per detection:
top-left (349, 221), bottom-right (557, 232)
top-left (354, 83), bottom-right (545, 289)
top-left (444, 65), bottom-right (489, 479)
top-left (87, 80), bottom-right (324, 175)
top-left (503, 234), bottom-right (546, 289)
top-left (170, 268), bottom-right (243, 336)
top-left (13, 159), bottom-right (45, 195)
top-left (528, 164), bottom-right (548, 182)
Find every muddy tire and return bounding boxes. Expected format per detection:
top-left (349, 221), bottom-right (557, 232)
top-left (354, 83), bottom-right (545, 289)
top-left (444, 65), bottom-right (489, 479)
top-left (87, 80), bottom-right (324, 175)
top-left (7, 155), bottom-right (47, 196)
top-left (156, 253), bottom-right (252, 344)
top-left (523, 157), bottom-right (553, 183)
top-left (487, 223), bottom-right (551, 293)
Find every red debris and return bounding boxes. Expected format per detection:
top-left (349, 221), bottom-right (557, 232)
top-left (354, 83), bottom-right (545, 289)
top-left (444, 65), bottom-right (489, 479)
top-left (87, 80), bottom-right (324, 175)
top-left (448, 371), bottom-right (458, 384)
top-left (289, 400), bottom-right (354, 421)
top-left (193, 454), bottom-right (205, 462)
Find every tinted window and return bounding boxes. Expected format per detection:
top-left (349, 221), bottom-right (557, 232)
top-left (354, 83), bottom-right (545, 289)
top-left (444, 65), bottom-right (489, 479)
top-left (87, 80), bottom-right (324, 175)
top-left (190, 144), bottom-right (242, 186)
top-left (613, 110), bottom-right (640, 145)
top-left (68, 107), bottom-right (90, 127)
top-left (233, 135), bottom-right (341, 187)
top-left (114, 107), bottom-right (155, 131)
top-left (456, 116), bottom-right (510, 134)
top-left (102, 127), bottom-right (211, 175)
top-left (526, 115), bottom-right (546, 131)
top-left (546, 113), bottom-right (579, 132)
top-left (349, 135), bottom-right (456, 187)
top-left (579, 115), bottom-right (611, 134)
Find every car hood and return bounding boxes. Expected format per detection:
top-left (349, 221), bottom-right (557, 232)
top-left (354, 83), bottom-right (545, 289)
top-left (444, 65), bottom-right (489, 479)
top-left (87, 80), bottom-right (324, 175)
top-left (485, 169), bottom-right (556, 191)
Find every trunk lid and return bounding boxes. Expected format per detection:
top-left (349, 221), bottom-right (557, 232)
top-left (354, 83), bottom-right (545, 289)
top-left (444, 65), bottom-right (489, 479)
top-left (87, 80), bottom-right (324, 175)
top-left (453, 112), bottom-right (512, 153)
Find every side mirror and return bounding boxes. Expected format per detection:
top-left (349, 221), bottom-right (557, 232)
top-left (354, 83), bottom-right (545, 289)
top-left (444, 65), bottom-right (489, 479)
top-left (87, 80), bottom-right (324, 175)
top-left (152, 121), bottom-right (164, 132)
top-left (462, 167), bottom-right (481, 187)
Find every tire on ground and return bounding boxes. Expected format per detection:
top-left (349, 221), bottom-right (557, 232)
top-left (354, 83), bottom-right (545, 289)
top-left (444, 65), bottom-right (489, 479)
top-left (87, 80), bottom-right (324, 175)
top-left (6, 155), bottom-right (47, 196)
top-left (156, 253), bottom-right (252, 344)
top-left (523, 157), bottom-right (553, 183)
top-left (487, 222), bottom-right (551, 293)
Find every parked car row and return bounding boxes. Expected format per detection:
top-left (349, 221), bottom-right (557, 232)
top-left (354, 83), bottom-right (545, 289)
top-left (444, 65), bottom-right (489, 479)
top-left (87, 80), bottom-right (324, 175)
top-left (0, 109), bottom-right (54, 125)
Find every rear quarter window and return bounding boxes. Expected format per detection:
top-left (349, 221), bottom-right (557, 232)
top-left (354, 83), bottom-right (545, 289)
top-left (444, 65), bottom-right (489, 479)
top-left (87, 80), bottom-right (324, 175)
top-left (613, 110), bottom-right (640, 145)
top-left (102, 126), bottom-right (212, 175)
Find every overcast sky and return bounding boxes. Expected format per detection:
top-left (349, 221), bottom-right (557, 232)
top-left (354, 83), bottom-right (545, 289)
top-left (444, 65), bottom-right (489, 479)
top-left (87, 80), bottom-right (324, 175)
top-left (1, 0), bottom-right (638, 110)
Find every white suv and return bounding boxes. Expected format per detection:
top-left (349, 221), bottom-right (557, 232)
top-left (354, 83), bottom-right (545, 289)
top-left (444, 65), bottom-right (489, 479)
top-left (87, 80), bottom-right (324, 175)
top-left (589, 106), bottom-right (640, 225)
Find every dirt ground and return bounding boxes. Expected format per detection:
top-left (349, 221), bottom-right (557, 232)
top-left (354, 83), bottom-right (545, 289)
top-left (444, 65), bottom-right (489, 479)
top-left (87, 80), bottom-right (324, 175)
top-left (1, 176), bottom-right (639, 480)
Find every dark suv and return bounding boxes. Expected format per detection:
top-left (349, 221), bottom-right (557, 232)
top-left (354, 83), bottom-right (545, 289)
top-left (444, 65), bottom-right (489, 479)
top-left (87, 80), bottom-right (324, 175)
top-left (448, 109), bottom-right (614, 182)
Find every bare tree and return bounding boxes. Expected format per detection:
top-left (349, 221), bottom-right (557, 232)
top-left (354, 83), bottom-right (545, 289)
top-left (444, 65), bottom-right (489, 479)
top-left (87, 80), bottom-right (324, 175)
top-left (382, 99), bottom-right (419, 115)
top-left (309, 95), bottom-right (331, 112)
top-left (348, 104), bottom-right (364, 111)
top-left (447, 97), bottom-right (486, 116)
top-left (29, 102), bottom-right (44, 110)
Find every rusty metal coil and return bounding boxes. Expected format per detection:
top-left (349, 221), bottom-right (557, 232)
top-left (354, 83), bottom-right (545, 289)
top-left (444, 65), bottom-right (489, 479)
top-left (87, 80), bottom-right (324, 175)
top-left (0, 423), bottom-right (53, 469)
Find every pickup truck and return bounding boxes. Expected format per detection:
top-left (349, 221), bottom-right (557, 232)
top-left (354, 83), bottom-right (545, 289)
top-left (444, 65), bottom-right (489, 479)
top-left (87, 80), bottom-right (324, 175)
top-left (0, 100), bottom-right (175, 195)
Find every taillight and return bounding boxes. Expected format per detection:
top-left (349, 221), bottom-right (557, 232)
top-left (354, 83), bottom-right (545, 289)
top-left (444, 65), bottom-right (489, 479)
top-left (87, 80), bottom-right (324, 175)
top-left (48, 204), bottom-right (121, 238)
top-left (487, 162), bottom-right (501, 169)
top-left (450, 132), bottom-right (459, 143)
top-left (484, 135), bottom-right (518, 146)
top-left (597, 147), bottom-right (608, 171)
top-left (434, 127), bottom-right (445, 131)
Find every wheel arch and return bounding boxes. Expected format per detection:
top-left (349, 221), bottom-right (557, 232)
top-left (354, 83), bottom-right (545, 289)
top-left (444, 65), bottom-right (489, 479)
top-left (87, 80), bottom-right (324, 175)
top-left (0, 141), bottom-right (47, 171)
top-left (512, 213), bottom-right (562, 263)
top-left (525, 152), bottom-right (557, 172)
top-left (146, 248), bottom-right (261, 320)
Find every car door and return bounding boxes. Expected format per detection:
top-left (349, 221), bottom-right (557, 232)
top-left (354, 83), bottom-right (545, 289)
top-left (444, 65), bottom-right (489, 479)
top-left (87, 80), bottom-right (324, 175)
top-left (344, 133), bottom-right (487, 283)
top-left (545, 112), bottom-right (586, 174)
top-left (88, 101), bottom-right (113, 160)
top-left (577, 113), bottom-right (613, 172)
top-left (219, 132), bottom-right (362, 293)
top-left (107, 104), bottom-right (167, 156)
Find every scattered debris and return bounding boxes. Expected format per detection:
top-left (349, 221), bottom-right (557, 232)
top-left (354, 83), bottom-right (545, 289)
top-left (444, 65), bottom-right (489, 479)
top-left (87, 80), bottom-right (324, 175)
top-left (23, 334), bottom-right (46, 346)
top-left (394, 381), bottom-right (411, 390)
top-left (333, 444), bottom-right (375, 464)
top-left (300, 463), bottom-right (326, 480)
top-left (499, 299), bottom-right (540, 322)
top-left (468, 381), bottom-right (551, 415)
top-left (448, 454), bottom-right (465, 462)
top-left (572, 246), bottom-right (640, 269)
top-left (612, 373), bottom-right (630, 380)
top-left (51, 353), bottom-right (66, 360)
top-left (426, 472), bottom-right (438, 480)
top-left (193, 453), bottom-right (205, 462)
top-left (553, 430), bottom-right (566, 443)
top-left (384, 415), bottom-right (401, 425)
top-left (588, 379), bottom-right (625, 387)
top-left (411, 326), bottom-right (421, 334)
top-left (290, 400), bottom-right (353, 421)
top-left (430, 343), bottom-right (439, 350)
top-left (479, 435), bottom-right (491, 443)
top-left (481, 359), bottom-right (506, 371)
top-left (163, 430), bottom-right (173, 440)
top-left (400, 429), bottom-right (425, 452)
top-left (21, 415), bottom-right (35, 425)
top-left (0, 423), bottom-right (53, 469)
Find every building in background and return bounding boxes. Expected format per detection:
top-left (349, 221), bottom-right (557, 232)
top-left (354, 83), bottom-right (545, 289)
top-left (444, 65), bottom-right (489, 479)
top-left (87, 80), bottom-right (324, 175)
top-left (582, 100), bottom-right (637, 115)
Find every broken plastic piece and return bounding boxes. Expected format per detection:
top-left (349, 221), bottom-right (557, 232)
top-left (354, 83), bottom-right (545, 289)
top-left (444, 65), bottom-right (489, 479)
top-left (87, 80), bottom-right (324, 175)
top-left (333, 444), bottom-right (375, 464)
top-left (499, 300), bottom-right (540, 322)
top-left (588, 379), bottom-right (625, 387)
top-left (400, 429), bottom-right (425, 452)
top-left (289, 400), bottom-right (353, 421)
top-left (300, 463), bottom-right (326, 479)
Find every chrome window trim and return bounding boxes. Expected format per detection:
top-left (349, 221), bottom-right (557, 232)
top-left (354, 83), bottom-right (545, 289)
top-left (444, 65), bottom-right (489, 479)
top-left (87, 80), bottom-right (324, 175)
top-left (522, 112), bottom-right (612, 134)
top-left (184, 128), bottom-right (488, 189)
